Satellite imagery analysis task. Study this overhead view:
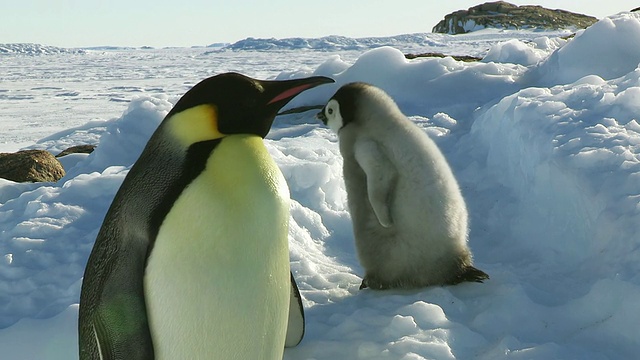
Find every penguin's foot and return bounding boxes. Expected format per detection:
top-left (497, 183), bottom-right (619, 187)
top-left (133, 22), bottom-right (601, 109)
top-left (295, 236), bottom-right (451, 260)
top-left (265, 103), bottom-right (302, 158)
top-left (359, 279), bottom-right (368, 290)
top-left (359, 276), bottom-right (390, 290)
top-left (451, 265), bottom-right (489, 285)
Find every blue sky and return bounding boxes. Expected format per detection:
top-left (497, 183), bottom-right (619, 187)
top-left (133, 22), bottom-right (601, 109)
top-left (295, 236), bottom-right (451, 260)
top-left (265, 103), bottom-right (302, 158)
top-left (1, 1), bottom-right (637, 47)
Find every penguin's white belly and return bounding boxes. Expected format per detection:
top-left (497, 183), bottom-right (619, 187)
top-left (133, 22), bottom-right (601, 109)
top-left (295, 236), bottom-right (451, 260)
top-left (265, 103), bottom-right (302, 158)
top-left (144, 134), bottom-right (290, 360)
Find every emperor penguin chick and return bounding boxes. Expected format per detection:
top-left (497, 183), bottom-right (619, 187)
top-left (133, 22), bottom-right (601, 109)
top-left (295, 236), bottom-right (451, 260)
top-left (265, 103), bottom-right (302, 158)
top-left (318, 82), bottom-right (488, 290)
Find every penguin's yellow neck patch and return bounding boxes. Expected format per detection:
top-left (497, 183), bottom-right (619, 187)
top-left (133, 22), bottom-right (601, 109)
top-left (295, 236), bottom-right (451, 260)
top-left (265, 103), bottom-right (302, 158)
top-left (167, 105), bottom-right (225, 146)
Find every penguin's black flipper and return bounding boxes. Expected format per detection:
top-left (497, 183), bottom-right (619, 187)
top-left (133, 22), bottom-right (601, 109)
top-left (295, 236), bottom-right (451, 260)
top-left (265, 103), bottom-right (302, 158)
top-left (89, 296), bottom-right (153, 360)
top-left (284, 272), bottom-right (305, 347)
top-left (79, 239), bottom-right (155, 360)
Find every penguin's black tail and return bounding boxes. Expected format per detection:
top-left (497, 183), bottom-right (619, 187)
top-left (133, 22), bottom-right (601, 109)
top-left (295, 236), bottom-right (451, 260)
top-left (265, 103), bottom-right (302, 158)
top-left (451, 265), bottom-right (490, 285)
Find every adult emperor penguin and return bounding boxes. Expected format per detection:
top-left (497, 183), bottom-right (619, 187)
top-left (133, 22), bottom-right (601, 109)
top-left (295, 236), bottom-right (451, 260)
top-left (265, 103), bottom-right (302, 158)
top-left (78, 72), bottom-right (333, 359)
top-left (317, 82), bottom-right (488, 290)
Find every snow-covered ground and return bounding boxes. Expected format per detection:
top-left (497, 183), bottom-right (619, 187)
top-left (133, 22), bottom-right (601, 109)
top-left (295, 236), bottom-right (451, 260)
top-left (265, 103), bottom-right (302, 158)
top-left (1, 12), bottom-right (639, 360)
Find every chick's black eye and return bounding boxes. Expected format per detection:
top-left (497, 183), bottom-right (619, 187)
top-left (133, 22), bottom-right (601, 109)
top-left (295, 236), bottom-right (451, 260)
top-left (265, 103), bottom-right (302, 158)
top-left (328, 108), bottom-right (334, 115)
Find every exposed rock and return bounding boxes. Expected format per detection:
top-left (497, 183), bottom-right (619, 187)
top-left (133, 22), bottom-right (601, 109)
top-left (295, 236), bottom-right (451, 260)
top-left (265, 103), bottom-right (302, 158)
top-left (405, 52), bottom-right (482, 62)
top-left (0, 150), bottom-right (65, 182)
top-left (632, 7), bottom-right (640, 12)
top-left (433, 1), bottom-right (598, 34)
top-left (56, 144), bottom-right (96, 158)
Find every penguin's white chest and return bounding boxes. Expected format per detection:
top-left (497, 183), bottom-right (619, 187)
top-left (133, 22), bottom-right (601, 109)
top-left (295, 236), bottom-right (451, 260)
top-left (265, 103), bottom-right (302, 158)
top-left (144, 134), bottom-right (291, 360)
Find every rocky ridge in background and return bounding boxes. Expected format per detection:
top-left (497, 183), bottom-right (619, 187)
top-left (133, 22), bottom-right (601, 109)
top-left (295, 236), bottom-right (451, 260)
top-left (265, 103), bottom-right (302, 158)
top-left (433, 1), bottom-right (598, 34)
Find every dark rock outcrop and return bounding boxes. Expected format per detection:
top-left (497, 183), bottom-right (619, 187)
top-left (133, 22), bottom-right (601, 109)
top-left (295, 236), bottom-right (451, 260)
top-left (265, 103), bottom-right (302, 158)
top-left (56, 144), bottom-right (96, 158)
top-left (433, 1), bottom-right (598, 34)
top-left (0, 150), bottom-right (65, 182)
top-left (404, 52), bottom-right (482, 62)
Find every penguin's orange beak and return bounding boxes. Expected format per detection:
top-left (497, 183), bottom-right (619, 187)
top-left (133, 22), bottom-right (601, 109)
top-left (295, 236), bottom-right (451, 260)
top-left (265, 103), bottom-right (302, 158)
top-left (262, 76), bottom-right (334, 109)
top-left (255, 76), bottom-right (334, 137)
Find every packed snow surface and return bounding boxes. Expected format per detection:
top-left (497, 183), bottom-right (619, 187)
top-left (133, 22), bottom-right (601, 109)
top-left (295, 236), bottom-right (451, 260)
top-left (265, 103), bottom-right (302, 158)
top-left (1, 12), bottom-right (640, 360)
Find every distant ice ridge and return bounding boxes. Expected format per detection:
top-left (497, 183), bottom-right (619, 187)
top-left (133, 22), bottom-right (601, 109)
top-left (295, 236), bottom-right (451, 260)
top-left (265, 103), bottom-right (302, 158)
top-left (0, 43), bottom-right (85, 55)
top-left (224, 33), bottom-right (445, 51)
top-left (217, 29), bottom-right (573, 59)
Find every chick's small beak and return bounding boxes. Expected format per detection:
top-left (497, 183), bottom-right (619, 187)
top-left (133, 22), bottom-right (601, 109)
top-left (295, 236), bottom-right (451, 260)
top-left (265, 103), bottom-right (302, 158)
top-left (316, 108), bottom-right (328, 125)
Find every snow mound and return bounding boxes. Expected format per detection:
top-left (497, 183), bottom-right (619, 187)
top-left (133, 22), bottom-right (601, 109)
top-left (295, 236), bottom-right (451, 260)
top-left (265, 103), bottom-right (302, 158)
top-left (72, 95), bottom-right (171, 176)
top-left (527, 12), bottom-right (640, 85)
top-left (482, 36), bottom-right (567, 66)
top-left (460, 64), bottom-right (640, 359)
top-left (469, 68), bottom-right (640, 276)
top-left (285, 46), bottom-right (525, 119)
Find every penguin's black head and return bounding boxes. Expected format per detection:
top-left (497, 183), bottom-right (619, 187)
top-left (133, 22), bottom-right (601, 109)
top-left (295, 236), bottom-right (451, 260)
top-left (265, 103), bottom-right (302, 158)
top-left (168, 72), bottom-right (334, 139)
top-left (317, 82), bottom-right (370, 133)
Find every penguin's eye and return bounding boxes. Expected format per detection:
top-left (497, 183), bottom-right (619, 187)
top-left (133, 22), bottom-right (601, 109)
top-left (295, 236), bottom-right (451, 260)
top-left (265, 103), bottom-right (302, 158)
top-left (242, 97), bottom-right (257, 109)
top-left (324, 99), bottom-right (344, 133)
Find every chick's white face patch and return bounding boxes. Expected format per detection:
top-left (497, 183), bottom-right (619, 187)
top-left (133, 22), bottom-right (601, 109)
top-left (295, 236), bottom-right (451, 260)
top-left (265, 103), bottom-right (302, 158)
top-left (324, 99), bottom-right (344, 134)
